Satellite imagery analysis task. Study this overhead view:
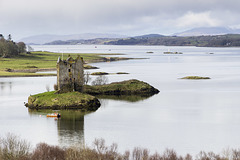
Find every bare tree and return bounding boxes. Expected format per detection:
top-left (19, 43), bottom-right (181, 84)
top-left (91, 75), bottom-right (108, 86)
top-left (84, 71), bottom-right (91, 85)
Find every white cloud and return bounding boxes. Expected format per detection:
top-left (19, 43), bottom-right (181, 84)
top-left (1, 0), bottom-right (240, 39)
top-left (176, 11), bottom-right (222, 28)
top-left (230, 24), bottom-right (240, 29)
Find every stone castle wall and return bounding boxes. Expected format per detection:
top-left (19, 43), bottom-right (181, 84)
top-left (57, 56), bottom-right (84, 93)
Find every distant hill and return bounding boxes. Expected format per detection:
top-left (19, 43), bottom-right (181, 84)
top-left (174, 27), bottom-right (240, 36)
top-left (44, 34), bottom-right (240, 47)
top-left (44, 34), bottom-right (165, 45)
top-left (44, 38), bottom-right (117, 45)
top-left (18, 33), bottom-right (128, 44)
top-left (134, 34), bottom-right (165, 38)
top-left (106, 34), bottom-right (240, 47)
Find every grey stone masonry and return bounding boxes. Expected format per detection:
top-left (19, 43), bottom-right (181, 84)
top-left (57, 55), bottom-right (84, 93)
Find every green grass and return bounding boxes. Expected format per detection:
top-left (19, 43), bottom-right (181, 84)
top-left (27, 91), bottom-right (100, 110)
top-left (0, 71), bottom-right (56, 77)
top-left (0, 51), bottom-right (104, 77)
top-left (116, 72), bottom-right (129, 74)
top-left (91, 72), bottom-right (109, 75)
top-left (29, 91), bottom-right (94, 106)
top-left (84, 79), bottom-right (159, 95)
top-left (181, 76), bottom-right (210, 79)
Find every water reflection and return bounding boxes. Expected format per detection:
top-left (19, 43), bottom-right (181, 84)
top-left (28, 109), bottom-right (94, 147)
top-left (0, 81), bottom-right (12, 93)
top-left (26, 94), bottom-right (154, 146)
top-left (96, 94), bottom-right (155, 102)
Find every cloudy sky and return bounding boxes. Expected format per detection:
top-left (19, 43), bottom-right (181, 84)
top-left (1, 0), bottom-right (240, 40)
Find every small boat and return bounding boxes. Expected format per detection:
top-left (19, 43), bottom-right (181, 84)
top-left (47, 113), bottom-right (61, 118)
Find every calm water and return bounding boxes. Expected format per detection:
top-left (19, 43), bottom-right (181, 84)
top-left (1, 45), bottom-right (240, 155)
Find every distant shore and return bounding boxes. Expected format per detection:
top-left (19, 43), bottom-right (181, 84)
top-left (0, 51), bottom-right (136, 77)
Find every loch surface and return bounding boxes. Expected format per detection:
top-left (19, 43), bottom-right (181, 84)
top-left (1, 45), bottom-right (240, 155)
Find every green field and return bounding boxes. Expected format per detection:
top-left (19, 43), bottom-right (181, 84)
top-left (0, 51), bottom-right (106, 77)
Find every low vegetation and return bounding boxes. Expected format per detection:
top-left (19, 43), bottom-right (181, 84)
top-left (116, 72), bottom-right (129, 74)
top-left (85, 79), bottom-right (160, 96)
top-left (91, 72), bottom-right (109, 75)
top-left (26, 91), bottom-right (100, 111)
top-left (1, 134), bottom-right (240, 160)
top-left (83, 64), bottom-right (99, 69)
top-left (90, 72), bottom-right (129, 76)
top-left (181, 76), bottom-right (210, 80)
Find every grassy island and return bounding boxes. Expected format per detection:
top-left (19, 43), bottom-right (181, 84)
top-left (26, 91), bottom-right (100, 111)
top-left (84, 79), bottom-right (159, 96)
top-left (181, 76), bottom-right (210, 79)
top-left (26, 79), bottom-right (159, 110)
top-left (91, 72), bottom-right (129, 75)
top-left (91, 72), bottom-right (109, 75)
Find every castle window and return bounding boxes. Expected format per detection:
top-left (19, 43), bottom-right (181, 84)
top-left (68, 69), bottom-right (71, 72)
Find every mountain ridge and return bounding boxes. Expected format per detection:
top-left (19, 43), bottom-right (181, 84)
top-left (173, 27), bottom-right (240, 36)
top-left (18, 33), bottom-right (128, 44)
top-left (17, 27), bottom-right (240, 45)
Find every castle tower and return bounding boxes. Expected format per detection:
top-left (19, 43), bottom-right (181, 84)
top-left (57, 55), bottom-right (84, 93)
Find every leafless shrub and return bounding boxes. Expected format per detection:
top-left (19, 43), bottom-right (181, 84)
top-left (31, 143), bottom-right (65, 160)
top-left (84, 71), bottom-right (92, 85)
top-left (196, 151), bottom-right (222, 160)
top-left (0, 133), bottom-right (31, 160)
top-left (184, 154), bottom-right (193, 160)
top-left (106, 143), bottom-right (119, 159)
top-left (121, 150), bottom-right (130, 160)
top-left (92, 138), bottom-right (121, 160)
top-left (196, 151), bottom-right (207, 160)
top-left (231, 149), bottom-right (240, 160)
top-left (2, 135), bottom-right (240, 160)
top-left (132, 147), bottom-right (149, 160)
top-left (91, 75), bottom-right (108, 85)
top-left (132, 147), bottom-right (143, 160)
top-left (65, 145), bottom-right (98, 160)
top-left (142, 148), bottom-right (150, 160)
top-left (162, 148), bottom-right (178, 160)
top-left (221, 147), bottom-right (231, 160)
top-left (149, 152), bottom-right (161, 160)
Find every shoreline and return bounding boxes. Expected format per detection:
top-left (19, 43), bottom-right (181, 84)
top-left (0, 52), bottom-right (140, 77)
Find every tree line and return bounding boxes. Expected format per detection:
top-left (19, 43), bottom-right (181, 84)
top-left (0, 34), bottom-right (26, 58)
top-left (105, 34), bottom-right (240, 47)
